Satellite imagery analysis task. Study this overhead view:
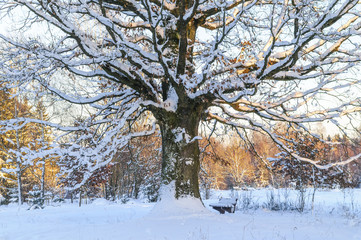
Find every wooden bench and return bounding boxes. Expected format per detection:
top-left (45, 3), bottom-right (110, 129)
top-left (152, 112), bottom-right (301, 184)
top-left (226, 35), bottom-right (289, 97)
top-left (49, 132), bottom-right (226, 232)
top-left (209, 197), bottom-right (238, 214)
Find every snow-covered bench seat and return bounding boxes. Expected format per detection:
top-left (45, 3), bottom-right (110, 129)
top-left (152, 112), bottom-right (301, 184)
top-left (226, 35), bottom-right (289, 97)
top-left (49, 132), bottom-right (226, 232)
top-left (209, 197), bottom-right (238, 214)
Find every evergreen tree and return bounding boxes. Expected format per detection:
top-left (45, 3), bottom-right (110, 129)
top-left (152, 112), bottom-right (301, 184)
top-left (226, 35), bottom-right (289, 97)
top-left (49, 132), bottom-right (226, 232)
top-left (0, 88), bottom-right (55, 205)
top-left (28, 185), bottom-right (44, 209)
top-left (0, 89), bottom-right (32, 204)
top-left (272, 128), bottom-right (355, 189)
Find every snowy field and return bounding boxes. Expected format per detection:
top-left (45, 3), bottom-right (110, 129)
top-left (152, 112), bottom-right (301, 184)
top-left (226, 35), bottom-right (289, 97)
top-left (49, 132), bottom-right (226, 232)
top-left (1, 188), bottom-right (361, 240)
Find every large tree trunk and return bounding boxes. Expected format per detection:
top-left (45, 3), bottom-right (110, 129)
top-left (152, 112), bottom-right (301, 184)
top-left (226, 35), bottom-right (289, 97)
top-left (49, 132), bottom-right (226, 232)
top-left (154, 100), bottom-right (205, 200)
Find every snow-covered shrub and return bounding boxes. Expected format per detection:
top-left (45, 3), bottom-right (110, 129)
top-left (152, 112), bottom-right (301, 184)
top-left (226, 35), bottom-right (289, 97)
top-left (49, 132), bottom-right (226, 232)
top-left (338, 189), bottom-right (360, 219)
top-left (27, 185), bottom-right (44, 210)
top-left (236, 190), bottom-right (259, 211)
top-left (9, 188), bottom-right (19, 204)
top-left (141, 180), bottom-right (160, 203)
top-left (120, 194), bottom-right (129, 204)
top-left (262, 188), bottom-right (298, 211)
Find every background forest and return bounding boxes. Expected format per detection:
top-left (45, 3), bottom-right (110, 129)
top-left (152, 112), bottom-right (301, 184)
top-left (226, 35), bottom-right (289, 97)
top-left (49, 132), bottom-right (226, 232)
top-left (1, 87), bottom-right (360, 207)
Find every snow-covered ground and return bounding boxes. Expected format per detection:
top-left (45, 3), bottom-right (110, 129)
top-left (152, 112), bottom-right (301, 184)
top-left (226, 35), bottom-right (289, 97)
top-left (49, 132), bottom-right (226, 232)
top-left (1, 188), bottom-right (361, 240)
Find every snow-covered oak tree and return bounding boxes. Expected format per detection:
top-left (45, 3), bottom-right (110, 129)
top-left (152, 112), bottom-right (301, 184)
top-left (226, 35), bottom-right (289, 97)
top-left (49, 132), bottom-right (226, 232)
top-left (1, 0), bottom-right (361, 203)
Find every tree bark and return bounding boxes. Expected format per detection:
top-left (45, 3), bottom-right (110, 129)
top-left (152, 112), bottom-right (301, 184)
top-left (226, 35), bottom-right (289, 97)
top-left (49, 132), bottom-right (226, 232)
top-left (154, 100), bottom-right (206, 199)
top-left (79, 190), bottom-right (82, 207)
top-left (41, 162), bottom-right (45, 201)
top-left (16, 166), bottom-right (23, 205)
